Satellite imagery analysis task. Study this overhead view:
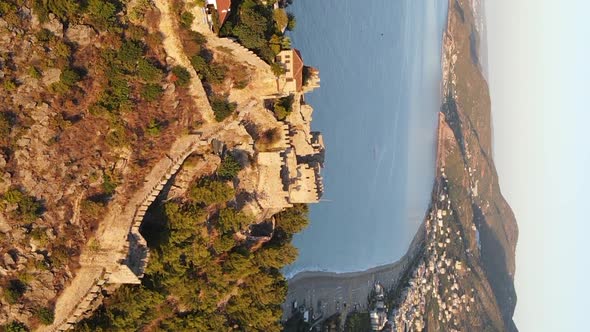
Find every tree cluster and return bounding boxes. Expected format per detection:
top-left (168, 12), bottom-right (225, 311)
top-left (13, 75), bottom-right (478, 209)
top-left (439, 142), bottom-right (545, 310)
top-left (76, 176), bottom-right (311, 331)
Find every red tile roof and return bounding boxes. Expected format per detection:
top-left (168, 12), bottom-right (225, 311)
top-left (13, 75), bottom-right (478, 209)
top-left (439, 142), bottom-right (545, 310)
top-left (292, 49), bottom-right (304, 92)
top-left (217, 0), bottom-right (232, 26)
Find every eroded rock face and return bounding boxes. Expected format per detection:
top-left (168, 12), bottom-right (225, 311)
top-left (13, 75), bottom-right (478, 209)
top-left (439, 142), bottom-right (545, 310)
top-left (65, 25), bottom-right (97, 47)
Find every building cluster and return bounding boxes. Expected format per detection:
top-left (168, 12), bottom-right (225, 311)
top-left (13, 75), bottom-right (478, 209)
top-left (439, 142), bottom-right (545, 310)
top-left (253, 101), bottom-right (324, 214)
top-left (387, 171), bottom-right (477, 332)
top-left (370, 283), bottom-right (389, 331)
top-left (247, 49), bottom-right (323, 217)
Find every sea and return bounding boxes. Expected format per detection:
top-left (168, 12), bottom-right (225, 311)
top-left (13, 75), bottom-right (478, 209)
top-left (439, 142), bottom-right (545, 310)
top-left (284, 0), bottom-right (449, 278)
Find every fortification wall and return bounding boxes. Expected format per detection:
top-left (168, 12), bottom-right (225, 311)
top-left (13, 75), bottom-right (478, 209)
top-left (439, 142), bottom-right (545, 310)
top-left (44, 136), bottom-right (207, 332)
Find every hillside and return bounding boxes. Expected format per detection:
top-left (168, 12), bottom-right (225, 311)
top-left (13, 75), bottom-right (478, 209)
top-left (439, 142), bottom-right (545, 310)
top-left (387, 0), bottom-right (518, 330)
top-left (0, 0), bottom-right (323, 331)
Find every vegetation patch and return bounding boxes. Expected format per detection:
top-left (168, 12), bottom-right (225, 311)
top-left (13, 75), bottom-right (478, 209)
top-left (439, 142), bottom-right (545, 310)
top-left (171, 65), bottom-right (191, 87)
top-left (1, 188), bottom-right (42, 224)
top-left (217, 153), bottom-right (242, 179)
top-left (273, 94), bottom-right (294, 120)
top-left (189, 177), bottom-right (235, 206)
top-left (210, 95), bottom-right (237, 122)
top-left (4, 279), bottom-right (27, 304)
top-left (76, 174), bottom-right (310, 331)
top-left (35, 307), bottom-right (55, 325)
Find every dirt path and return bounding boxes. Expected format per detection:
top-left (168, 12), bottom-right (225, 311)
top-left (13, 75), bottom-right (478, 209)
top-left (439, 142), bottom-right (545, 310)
top-left (153, 0), bottom-right (214, 123)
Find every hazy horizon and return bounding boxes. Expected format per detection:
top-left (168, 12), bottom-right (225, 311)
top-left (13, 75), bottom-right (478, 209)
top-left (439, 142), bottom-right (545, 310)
top-left (486, 0), bottom-right (590, 330)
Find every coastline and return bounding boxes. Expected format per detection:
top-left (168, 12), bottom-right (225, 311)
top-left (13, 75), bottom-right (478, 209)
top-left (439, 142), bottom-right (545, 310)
top-left (282, 0), bottom-right (453, 324)
top-left (284, 0), bottom-right (450, 282)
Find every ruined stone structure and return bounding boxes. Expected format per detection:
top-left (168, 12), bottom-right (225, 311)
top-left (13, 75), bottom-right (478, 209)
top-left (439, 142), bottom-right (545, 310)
top-left (252, 94), bottom-right (324, 217)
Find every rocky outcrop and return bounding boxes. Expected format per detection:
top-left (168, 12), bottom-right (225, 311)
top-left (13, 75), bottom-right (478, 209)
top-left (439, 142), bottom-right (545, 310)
top-left (64, 25), bottom-right (97, 47)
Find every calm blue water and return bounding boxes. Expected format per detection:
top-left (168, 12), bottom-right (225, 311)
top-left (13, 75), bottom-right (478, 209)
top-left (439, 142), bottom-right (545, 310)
top-left (284, 0), bottom-right (449, 277)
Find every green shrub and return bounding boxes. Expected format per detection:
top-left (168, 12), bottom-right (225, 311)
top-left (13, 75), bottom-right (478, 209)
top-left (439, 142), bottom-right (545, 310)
top-left (129, 0), bottom-right (150, 21)
top-left (52, 40), bottom-right (72, 59)
top-left (146, 119), bottom-right (162, 136)
top-left (28, 66), bottom-right (42, 79)
top-left (210, 96), bottom-right (237, 122)
top-left (60, 68), bottom-right (81, 87)
top-left (86, 0), bottom-right (117, 29)
top-left (210, 7), bottom-right (221, 34)
top-left (117, 40), bottom-right (144, 72)
top-left (270, 62), bottom-right (285, 77)
top-left (106, 127), bottom-right (129, 147)
top-left (253, 242), bottom-right (298, 269)
top-left (3, 321), bottom-right (28, 332)
top-left (205, 63), bottom-right (227, 84)
top-left (30, 228), bottom-right (50, 247)
top-left (3, 79), bottom-right (16, 91)
top-left (36, 307), bottom-right (55, 325)
top-left (0, 112), bottom-right (10, 137)
top-left (189, 178), bottom-right (234, 206)
top-left (2, 188), bottom-right (42, 223)
top-left (35, 28), bottom-right (54, 42)
top-left (190, 55), bottom-right (227, 84)
top-left (217, 154), bottom-right (242, 179)
top-left (190, 54), bottom-right (207, 72)
top-left (189, 30), bottom-right (207, 45)
top-left (180, 11), bottom-right (195, 28)
top-left (4, 279), bottom-right (27, 304)
top-left (275, 204), bottom-right (309, 234)
top-left (0, 1), bottom-right (16, 16)
top-left (217, 207), bottom-right (251, 234)
top-left (102, 173), bottom-right (118, 196)
top-left (33, 0), bottom-right (80, 22)
top-left (273, 95), bottom-right (293, 120)
top-left (141, 83), bottom-right (163, 102)
top-left (286, 13), bottom-right (296, 31)
top-left (48, 245), bottom-right (70, 267)
top-left (171, 65), bottom-right (191, 87)
top-left (272, 8), bottom-right (288, 30)
top-left (212, 234), bottom-right (235, 253)
top-left (99, 74), bottom-right (131, 111)
top-left (137, 58), bottom-right (162, 82)
top-left (273, 104), bottom-right (288, 121)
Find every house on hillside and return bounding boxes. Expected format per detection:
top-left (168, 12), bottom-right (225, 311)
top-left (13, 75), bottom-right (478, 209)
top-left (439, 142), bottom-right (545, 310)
top-left (276, 49), bottom-right (304, 93)
top-left (276, 49), bottom-right (320, 94)
top-left (206, 0), bottom-right (232, 30)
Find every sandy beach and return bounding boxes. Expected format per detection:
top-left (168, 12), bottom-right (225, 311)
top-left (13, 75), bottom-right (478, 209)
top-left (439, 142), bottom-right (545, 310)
top-left (283, 225), bottom-right (427, 325)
